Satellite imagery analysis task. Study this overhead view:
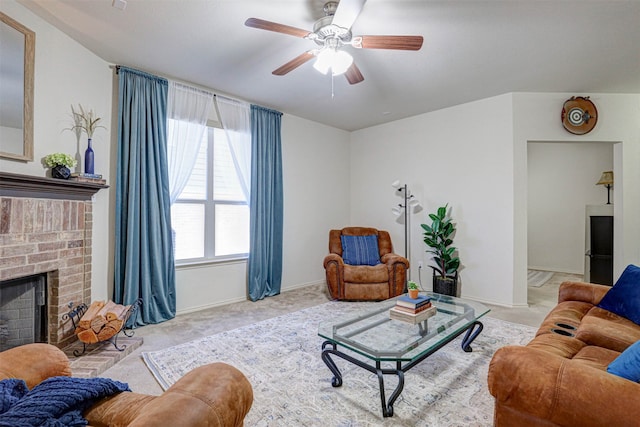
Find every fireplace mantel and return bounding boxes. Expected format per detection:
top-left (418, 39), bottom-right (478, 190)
top-left (1, 172), bottom-right (104, 348)
top-left (0, 172), bottom-right (108, 201)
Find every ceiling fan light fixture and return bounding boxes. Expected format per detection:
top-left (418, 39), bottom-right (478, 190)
top-left (331, 50), bottom-right (353, 75)
top-left (313, 49), bottom-right (333, 74)
top-left (313, 48), bottom-right (353, 76)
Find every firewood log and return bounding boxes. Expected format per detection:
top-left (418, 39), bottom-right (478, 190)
top-left (78, 300), bottom-right (105, 329)
top-left (106, 304), bottom-right (130, 321)
top-left (90, 316), bottom-right (107, 334)
top-left (97, 325), bottom-right (118, 341)
top-left (96, 300), bottom-right (117, 318)
top-left (77, 328), bottom-right (99, 344)
top-left (108, 318), bottom-right (124, 333)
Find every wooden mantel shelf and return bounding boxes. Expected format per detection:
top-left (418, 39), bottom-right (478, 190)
top-left (0, 171), bottom-right (109, 201)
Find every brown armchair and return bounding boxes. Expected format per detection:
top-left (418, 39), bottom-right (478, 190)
top-left (323, 227), bottom-right (409, 301)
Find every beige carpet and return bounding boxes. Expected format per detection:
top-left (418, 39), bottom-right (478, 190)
top-left (142, 301), bottom-right (536, 426)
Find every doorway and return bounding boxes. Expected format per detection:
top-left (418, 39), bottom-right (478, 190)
top-left (526, 141), bottom-right (614, 301)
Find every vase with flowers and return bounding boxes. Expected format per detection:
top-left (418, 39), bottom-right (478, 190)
top-left (44, 153), bottom-right (77, 179)
top-left (68, 104), bottom-right (106, 175)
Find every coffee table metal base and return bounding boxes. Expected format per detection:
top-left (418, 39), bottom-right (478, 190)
top-left (321, 320), bottom-right (484, 417)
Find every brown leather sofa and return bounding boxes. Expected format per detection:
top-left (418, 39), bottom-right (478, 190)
top-left (0, 343), bottom-right (253, 426)
top-left (323, 227), bottom-right (409, 301)
top-left (488, 281), bottom-right (640, 427)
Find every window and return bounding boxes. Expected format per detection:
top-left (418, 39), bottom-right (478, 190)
top-left (171, 126), bottom-right (250, 262)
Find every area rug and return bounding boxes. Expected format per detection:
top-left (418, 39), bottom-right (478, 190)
top-left (527, 269), bottom-right (554, 287)
top-left (142, 301), bottom-right (536, 426)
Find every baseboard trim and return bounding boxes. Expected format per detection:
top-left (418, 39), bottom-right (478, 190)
top-left (176, 280), bottom-right (326, 316)
top-left (176, 295), bottom-right (248, 316)
top-left (281, 279), bottom-right (325, 292)
top-left (463, 294), bottom-right (530, 309)
top-left (527, 266), bottom-right (583, 275)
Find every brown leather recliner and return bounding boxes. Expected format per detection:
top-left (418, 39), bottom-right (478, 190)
top-left (323, 227), bottom-right (409, 301)
top-left (0, 343), bottom-right (253, 426)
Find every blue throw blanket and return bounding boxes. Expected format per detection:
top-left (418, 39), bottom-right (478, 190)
top-left (0, 376), bottom-right (130, 426)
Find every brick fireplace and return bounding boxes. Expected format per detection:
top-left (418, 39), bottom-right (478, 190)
top-left (0, 172), bottom-right (107, 349)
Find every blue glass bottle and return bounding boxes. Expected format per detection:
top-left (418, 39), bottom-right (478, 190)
top-left (84, 138), bottom-right (94, 175)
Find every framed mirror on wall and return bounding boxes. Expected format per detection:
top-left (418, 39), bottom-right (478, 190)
top-left (0, 12), bottom-right (35, 162)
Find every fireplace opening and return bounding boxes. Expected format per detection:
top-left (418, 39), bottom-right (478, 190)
top-left (0, 273), bottom-right (47, 351)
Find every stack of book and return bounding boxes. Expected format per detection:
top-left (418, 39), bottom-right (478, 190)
top-left (389, 294), bottom-right (437, 324)
top-left (70, 173), bottom-right (106, 185)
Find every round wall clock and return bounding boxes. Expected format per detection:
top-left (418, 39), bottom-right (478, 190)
top-left (561, 96), bottom-right (598, 135)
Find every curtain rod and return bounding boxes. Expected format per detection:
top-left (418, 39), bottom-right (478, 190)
top-left (114, 64), bottom-right (216, 96)
top-left (114, 65), bottom-right (231, 100)
top-left (113, 65), bottom-right (278, 113)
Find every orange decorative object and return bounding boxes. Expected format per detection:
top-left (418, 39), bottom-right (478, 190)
top-left (561, 96), bottom-right (598, 135)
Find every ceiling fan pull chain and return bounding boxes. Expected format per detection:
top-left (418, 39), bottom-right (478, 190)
top-left (331, 73), bottom-right (335, 99)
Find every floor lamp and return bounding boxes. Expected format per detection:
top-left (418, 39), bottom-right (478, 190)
top-left (391, 181), bottom-right (422, 267)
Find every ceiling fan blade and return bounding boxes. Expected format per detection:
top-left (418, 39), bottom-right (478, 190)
top-left (272, 51), bottom-right (315, 76)
top-left (344, 62), bottom-right (364, 85)
top-left (245, 18), bottom-right (310, 38)
top-left (352, 35), bottom-right (423, 50)
top-left (331, 0), bottom-right (367, 30)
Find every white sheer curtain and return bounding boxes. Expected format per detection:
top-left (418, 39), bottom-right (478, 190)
top-left (215, 95), bottom-right (251, 202)
top-left (166, 81), bottom-right (214, 203)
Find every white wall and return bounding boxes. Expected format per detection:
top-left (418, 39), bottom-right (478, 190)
top-left (527, 142), bottom-right (613, 273)
top-left (175, 114), bottom-right (350, 313)
top-left (279, 115), bottom-right (351, 290)
top-left (351, 94), bottom-right (516, 306)
top-left (351, 93), bottom-right (639, 308)
top-left (0, 0), bottom-right (113, 301)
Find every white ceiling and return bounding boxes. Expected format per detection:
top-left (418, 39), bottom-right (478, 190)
top-left (17, 0), bottom-right (640, 131)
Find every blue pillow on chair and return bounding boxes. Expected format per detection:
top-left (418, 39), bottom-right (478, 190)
top-left (597, 264), bottom-right (640, 326)
top-left (608, 340), bottom-right (640, 382)
top-left (341, 235), bottom-right (381, 266)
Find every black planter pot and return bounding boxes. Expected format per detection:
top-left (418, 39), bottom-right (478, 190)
top-left (51, 165), bottom-right (71, 179)
top-left (432, 271), bottom-right (458, 296)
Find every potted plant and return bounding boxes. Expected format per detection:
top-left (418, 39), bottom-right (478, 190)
top-left (44, 153), bottom-right (77, 179)
top-left (407, 280), bottom-right (420, 299)
top-left (421, 204), bottom-right (460, 296)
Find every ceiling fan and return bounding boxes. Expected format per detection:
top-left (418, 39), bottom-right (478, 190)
top-left (245, 0), bottom-right (423, 85)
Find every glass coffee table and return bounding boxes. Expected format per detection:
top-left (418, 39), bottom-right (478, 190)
top-left (318, 292), bottom-right (490, 417)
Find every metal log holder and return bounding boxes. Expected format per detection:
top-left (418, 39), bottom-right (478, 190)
top-left (63, 302), bottom-right (88, 329)
top-left (64, 298), bottom-right (142, 357)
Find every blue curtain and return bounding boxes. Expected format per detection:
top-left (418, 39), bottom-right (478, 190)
top-left (248, 105), bottom-right (283, 301)
top-left (114, 66), bottom-right (176, 325)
